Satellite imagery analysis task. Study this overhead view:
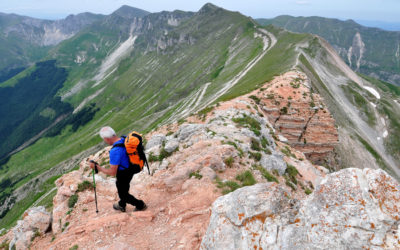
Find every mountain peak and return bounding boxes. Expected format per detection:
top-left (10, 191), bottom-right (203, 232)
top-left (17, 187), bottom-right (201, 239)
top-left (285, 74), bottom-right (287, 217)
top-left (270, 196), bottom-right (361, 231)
top-left (198, 3), bottom-right (221, 14)
top-left (112, 5), bottom-right (150, 19)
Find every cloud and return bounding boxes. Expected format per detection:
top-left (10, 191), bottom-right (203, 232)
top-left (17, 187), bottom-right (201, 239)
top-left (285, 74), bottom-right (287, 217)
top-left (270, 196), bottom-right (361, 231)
top-left (295, 0), bottom-right (311, 5)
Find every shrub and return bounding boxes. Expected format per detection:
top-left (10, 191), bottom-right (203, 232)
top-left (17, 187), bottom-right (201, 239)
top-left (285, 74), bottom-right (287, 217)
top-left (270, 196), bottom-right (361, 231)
top-left (158, 147), bottom-right (172, 161)
top-left (254, 165), bottom-right (279, 183)
top-left (261, 136), bottom-right (269, 148)
top-left (285, 179), bottom-right (297, 190)
top-left (251, 138), bottom-right (261, 151)
top-left (235, 171), bottom-right (257, 186)
top-left (281, 146), bottom-right (296, 158)
top-left (77, 180), bottom-right (93, 192)
top-left (69, 244), bottom-right (78, 250)
top-left (232, 115), bottom-right (261, 131)
top-left (225, 141), bottom-right (238, 149)
top-left (267, 93), bottom-right (275, 99)
top-left (223, 181), bottom-right (241, 194)
top-left (305, 188), bottom-right (312, 195)
top-left (249, 95), bottom-right (261, 104)
top-left (224, 141), bottom-right (244, 158)
top-left (224, 156), bottom-right (234, 167)
top-left (251, 128), bottom-right (261, 136)
top-left (215, 177), bottom-right (241, 195)
top-left (68, 194), bottom-right (78, 208)
top-left (148, 152), bottom-right (158, 162)
top-left (62, 221), bottom-right (70, 232)
top-left (197, 106), bottom-right (214, 121)
top-left (0, 240), bottom-right (9, 249)
top-left (31, 229), bottom-right (41, 242)
top-left (178, 118), bottom-right (186, 125)
top-left (285, 164), bottom-right (299, 185)
top-left (249, 151), bottom-right (262, 161)
top-left (189, 171), bottom-right (203, 180)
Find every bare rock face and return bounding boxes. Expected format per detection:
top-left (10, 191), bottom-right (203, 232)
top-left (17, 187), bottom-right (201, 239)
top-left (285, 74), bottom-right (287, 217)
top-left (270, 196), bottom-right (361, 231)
top-left (9, 206), bottom-right (51, 250)
top-left (201, 168), bottom-right (400, 249)
top-left (257, 71), bottom-right (339, 166)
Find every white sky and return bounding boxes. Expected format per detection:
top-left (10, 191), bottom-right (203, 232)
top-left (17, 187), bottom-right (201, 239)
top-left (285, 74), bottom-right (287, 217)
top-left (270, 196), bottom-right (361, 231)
top-left (1, 0), bottom-right (400, 22)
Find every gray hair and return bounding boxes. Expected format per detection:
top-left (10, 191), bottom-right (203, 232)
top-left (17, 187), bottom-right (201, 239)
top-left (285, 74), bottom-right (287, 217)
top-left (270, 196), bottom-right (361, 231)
top-left (99, 126), bottom-right (116, 139)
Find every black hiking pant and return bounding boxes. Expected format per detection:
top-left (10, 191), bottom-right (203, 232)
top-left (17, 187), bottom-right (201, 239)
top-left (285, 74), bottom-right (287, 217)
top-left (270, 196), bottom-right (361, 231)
top-left (116, 165), bottom-right (145, 209)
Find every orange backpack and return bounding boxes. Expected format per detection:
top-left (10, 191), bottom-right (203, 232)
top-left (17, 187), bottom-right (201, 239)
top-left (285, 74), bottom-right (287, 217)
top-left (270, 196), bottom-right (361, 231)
top-left (114, 131), bottom-right (150, 174)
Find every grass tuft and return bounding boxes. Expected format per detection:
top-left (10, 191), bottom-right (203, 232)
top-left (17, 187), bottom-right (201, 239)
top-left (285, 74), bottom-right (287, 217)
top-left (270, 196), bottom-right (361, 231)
top-left (189, 171), bottom-right (203, 180)
top-left (235, 170), bottom-right (257, 186)
top-left (77, 180), bottom-right (93, 192)
top-left (68, 194), bottom-right (78, 209)
top-left (254, 164), bottom-right (279, 183)
top-left (224, 156), bottom-right (234, 168)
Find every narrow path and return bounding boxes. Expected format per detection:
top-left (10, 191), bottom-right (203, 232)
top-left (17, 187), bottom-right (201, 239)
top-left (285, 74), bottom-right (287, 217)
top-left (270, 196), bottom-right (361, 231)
top-left (31, 187), bottom-right (57, 208)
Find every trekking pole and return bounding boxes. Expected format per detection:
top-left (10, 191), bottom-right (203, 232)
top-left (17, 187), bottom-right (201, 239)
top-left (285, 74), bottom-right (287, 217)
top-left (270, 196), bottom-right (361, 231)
top-left (90, 160), bottom-right (99, 213)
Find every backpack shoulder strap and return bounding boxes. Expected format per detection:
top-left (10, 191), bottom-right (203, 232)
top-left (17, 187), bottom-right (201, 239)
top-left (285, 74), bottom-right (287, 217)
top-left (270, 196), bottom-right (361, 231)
top-left (112, 136), bottom-right (126, 149)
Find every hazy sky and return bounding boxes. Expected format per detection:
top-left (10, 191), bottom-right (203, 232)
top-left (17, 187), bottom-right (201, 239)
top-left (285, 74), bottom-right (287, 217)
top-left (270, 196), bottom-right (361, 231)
top-left (1, 0), bottom-right (400, 22)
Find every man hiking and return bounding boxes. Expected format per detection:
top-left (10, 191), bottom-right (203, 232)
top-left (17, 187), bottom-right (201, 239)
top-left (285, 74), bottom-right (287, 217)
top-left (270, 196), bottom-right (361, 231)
top-left (89, 126), bottom-right (147, 212)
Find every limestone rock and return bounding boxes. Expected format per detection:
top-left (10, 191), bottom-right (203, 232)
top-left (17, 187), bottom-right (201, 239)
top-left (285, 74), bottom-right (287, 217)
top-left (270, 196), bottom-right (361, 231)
top-left (260, 153), bottom-right (287, 175)
top-left (200, 167), bottom-right (216, 180)
top-left (201, 168), bottom-right (400, 249)
top-left (164, 138), bottom-right (179, 153)
top-left (146, 134), bottom-right (166, 150)
top-left (9, 206), bottom-right (51, 250)
top-left (178, 124), bottom-right (204, 141)
top-left (201, 183), bottom-right (290, 249)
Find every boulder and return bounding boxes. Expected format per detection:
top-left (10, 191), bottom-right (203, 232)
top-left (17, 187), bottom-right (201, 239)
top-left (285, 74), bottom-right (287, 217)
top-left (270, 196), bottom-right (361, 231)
top-left (164, 138), bottom-right (179, 153)
top-left (200, 167), bottom-right (216, 181)
top-left (9, 206), bottom-right (51, 250)
top-left (201, 168), bottom-right (400, 249)
top-left (178, 124), bottom-right (203, 141)
top-left (201, 183), bottom-right (290, 249)
top-left (260, 153), bottom-right (287, 175)
top-left (146, 134), bottom-right (166, 150)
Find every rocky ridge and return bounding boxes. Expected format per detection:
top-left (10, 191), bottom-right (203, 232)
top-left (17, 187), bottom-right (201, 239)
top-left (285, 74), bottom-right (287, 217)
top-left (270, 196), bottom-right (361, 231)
top-left (254, 71), bottom-right (339, 166)
top-left (0, 71), bottom-right (398, 249)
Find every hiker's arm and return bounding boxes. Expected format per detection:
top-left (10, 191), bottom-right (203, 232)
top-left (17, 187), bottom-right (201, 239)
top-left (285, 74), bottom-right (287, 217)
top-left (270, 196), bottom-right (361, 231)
top-left (98, 164), bottom-right (118, 176)
top-left (89, 162), bottom-right (118, 176)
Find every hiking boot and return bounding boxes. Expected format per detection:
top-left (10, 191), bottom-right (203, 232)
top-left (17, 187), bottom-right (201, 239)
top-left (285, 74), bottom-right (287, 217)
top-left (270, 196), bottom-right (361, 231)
top-left (113, 203), bottom-right (126, 212)
top-left (134, 203), bottom-right (147, 212)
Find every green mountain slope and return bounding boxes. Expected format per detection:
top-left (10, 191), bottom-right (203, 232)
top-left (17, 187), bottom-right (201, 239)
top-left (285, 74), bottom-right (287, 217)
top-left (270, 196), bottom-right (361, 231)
top-left (257, 16), bottom-right (400, 86)
top-left (0, 12), bottom-right (106, 82)
top-left (0, 3), bottom-right (399, 230)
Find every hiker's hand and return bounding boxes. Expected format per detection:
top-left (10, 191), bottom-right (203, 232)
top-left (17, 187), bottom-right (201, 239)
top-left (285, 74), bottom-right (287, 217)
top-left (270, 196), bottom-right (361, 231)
top-left (89, 160), bottom-right (99, 173)
top-left (89, 160), bottom-right (96, 169)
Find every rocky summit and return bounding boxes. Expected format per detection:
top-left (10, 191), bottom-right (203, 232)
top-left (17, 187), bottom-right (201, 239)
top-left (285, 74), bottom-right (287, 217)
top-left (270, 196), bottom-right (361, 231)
top-left (1, 72), bottom-right (399, 249)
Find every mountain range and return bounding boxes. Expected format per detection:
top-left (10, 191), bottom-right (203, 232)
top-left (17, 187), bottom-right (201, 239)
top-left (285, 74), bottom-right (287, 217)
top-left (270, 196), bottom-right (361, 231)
top-left (257, 15), bottom-right (400, 86)
top-left (0, 3), bottom-right (399, 233)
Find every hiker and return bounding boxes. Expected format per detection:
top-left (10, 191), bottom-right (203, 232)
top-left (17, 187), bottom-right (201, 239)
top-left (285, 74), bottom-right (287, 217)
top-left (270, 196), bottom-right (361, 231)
top-left (89, 126), bottom-right (147, 212)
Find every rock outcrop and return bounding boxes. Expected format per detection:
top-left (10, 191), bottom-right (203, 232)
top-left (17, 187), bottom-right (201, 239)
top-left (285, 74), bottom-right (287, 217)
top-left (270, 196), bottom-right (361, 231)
top-left (8, 207), bottom-right (51, 249)
top-left (254, 71), bottom-right (339, 166)
top-left (201, 168), bottom-right (400, 249)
